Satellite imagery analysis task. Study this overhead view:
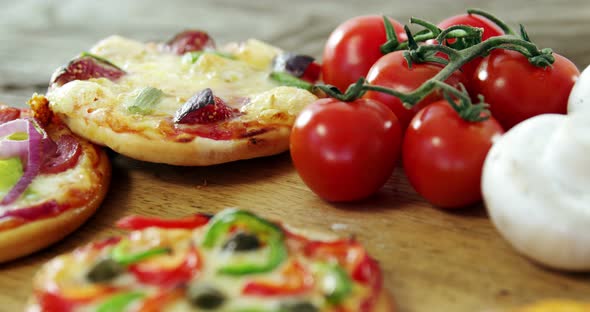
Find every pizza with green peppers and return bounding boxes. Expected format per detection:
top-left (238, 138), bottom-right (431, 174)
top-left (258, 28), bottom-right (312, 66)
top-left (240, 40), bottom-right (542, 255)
top-left (0, 101), bottom-right (111, 263)
top-left (44, 30), bottom-right (320, 166)
top-left (27, 209), bottom-right (394, 312)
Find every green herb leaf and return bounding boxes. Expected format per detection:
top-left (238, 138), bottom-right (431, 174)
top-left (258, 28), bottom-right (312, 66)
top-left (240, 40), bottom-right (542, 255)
top-left (79, 52), bottom-right (125, 71)
top-left (182, 51), bottom-right (235, 64)
top-left (269, 72), bottom-right (313, 91)
top-left (126, 87), bottom-right (164, 115)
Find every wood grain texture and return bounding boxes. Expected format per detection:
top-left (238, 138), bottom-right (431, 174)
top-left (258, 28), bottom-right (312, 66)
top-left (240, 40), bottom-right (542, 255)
top-left (0, 0), bottom-right (589, 311)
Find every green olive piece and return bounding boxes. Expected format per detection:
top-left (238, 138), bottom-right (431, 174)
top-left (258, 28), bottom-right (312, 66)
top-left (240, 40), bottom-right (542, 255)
top-left (279, 301), bottom-right (319, 312)
top-left (187, 284), bottom-right (226, 310)
top-left (86, 258), bottom-right (123, 283)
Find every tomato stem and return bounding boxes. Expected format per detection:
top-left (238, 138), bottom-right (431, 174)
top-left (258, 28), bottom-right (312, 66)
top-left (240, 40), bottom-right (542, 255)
top-left (410, 17), bottom-right (441, 37)
top-left (380, 16), bottom-right (400, 54)
top-left (380, 17), bottom-right (481, 53)
top-left (436, 25), bottom-right (483, 51)
top-left (317, 9), bottom-right (555, 121)
top-left (435, 81), bottom-right (491, 122)
top-left (370, 35), bottom-right (555, 109)
top-left (466, 8), bottom-right (516, 35)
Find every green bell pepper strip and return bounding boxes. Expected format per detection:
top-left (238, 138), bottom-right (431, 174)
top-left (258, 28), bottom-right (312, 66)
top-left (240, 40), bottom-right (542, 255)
top-left (201, 209), bottom-right (287, 276)
top-left (111, 239), bottom-right (171, 266)
top-left (0, 158), bottom-right (23, 198)
top-left (317, 263), bottom-right (353, 305)
top-left (96, 291), bottom-right (144, 312)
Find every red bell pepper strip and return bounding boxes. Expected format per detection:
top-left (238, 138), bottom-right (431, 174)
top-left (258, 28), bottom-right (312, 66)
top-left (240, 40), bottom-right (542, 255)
top-left (129, 245), bottom-right (201, 288)
top-left (304, 238), bottom-right (384, 312)
top-left (304, 239), bottom-right (365, 272)
top-left (37, 291), bottom-right (76, 312)
top-left (116, 214), bottom-right (210, 230)
top-left (242, 260), bottom-right (312, 296)
top-left (354, 255), bottom-right (384, 312)
top-left (37, 285), bottom-right (118, 312)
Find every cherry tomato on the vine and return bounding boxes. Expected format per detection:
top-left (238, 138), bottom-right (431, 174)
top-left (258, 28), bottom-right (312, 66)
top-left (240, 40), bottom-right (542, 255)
top-left (322, 15), bottom-right (406, 92)
top-left (363, 51), bottom-right (467, 131)
top-left (290, 98), bottom-right (402, 202)
top-left (472, 49), bottom-right (580, 129)
top-left (437, 13), bottom-right (504, 79)
top-left (403, 100), bottom-right (504, 208)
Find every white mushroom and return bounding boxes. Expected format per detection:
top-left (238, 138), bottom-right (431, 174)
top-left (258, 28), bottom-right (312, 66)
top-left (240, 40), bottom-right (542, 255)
top-left (568, 65), bottom-right (590, 115)
top-left (481, 113), bottom-right (590, 271)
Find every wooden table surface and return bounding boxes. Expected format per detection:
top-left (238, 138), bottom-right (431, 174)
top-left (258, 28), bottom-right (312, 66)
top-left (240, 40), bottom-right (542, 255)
top-left (1, 1), bottom-right (589, 311)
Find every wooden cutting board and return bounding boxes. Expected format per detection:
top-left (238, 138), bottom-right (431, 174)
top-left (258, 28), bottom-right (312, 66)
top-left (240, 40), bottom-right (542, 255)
top-left (2, 153), bottom-right (589, 311)
top-left (0, 1), bottom-right (589, 311)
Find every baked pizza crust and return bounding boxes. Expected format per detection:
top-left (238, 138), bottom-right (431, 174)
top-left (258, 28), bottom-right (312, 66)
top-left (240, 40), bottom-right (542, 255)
top-left (376, 289), bottom-right (397, 312)
top-left (24, 289), bottom-right (395, 312)
top-left (58, 111), bottom-right (291, 166)
top-left (0, 140), bottom-right (111, 263)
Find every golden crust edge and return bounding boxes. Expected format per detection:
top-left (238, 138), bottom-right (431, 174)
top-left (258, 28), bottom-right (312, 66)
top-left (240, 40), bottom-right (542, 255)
top-left (59, 112), bottom-right (291, 166)
top-left (376, 288), bottom-right (397, 312)
top-left (0, 147), bottom-right (111, 263)
top-left (24, 289), bottom-right (395, 312)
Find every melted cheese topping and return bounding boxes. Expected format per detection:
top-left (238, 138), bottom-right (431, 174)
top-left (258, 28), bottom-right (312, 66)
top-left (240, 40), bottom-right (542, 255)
top-left (46, 36), bottom-right (317, 137)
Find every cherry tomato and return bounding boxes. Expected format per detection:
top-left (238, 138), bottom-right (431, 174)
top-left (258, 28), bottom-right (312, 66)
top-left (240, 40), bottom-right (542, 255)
top-left (472, 50), bottom-right (580, 129)
top-left (290, 98), bottom-right (402, 202)
top-left (322, 15), bottom-right (406, 92)
top-left (403, 100), bottom-right (504, 208)
top-left (437, 13), bottom-right (504, 79)
top-left (363, 51), bottom-right (467, 131)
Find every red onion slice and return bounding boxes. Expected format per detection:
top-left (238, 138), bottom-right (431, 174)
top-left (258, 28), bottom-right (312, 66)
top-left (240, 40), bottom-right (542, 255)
top-left (0, 140), bottom-right (28, 159)
top-left (1, 120), bottom-right (44, 205)
top-left (0, 119), bottom-right (28, 137)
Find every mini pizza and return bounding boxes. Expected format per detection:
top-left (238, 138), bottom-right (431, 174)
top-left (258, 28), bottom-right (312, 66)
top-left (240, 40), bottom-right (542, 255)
top-left (0, 100), bottom-right (110, 263)
top-left (45, 30), bottom-right (320, 166)
top-left (27, 209), bottom-right (394, 312)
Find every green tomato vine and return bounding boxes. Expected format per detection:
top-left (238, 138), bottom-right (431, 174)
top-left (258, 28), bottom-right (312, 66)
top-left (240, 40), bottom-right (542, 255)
top-left (314, 9), bottom-right (555, 122)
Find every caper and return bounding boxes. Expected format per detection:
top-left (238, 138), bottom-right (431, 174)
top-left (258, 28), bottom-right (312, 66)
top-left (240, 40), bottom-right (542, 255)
top-left (279, 301), bottom-right (319, 312)
top-left (222, 231), bottom-right (260, 252)
top-left (86, 258), bottom-right (123, 283)
top-left (187, 284), bottom-right (225, 310)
